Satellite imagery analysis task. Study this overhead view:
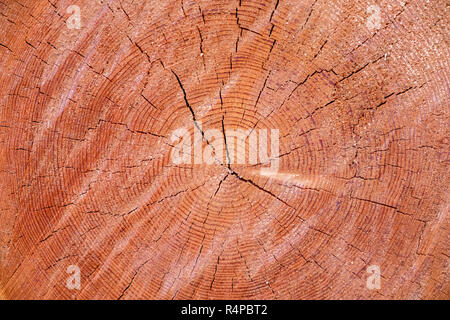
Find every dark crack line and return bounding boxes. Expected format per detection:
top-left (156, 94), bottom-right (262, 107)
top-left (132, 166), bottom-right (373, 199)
top-left (230, 171), bottom-right (295, 210)
top-left (171, 71), bottom-right (293, 211)
top-left (221, 115), bottom-right (231, 168)
top-left (117, 258), bottom-right (151, 300)
top-left (172, 70), bottom-right (205, 137)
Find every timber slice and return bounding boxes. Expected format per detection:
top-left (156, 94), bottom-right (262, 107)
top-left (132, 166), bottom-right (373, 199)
top-left (0, 0), bottom-right (448, 299)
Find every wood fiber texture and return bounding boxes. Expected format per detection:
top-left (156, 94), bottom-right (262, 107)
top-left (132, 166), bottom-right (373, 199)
top-left (0, 0), bottom-right (448, 299)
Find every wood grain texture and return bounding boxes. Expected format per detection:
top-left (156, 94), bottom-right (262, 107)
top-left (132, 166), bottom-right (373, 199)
top-left (0, 0), bottom-right (448, 299)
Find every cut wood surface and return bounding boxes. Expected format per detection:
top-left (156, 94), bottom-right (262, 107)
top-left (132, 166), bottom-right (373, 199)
top-left (0, 0), bottom-right (448, 299)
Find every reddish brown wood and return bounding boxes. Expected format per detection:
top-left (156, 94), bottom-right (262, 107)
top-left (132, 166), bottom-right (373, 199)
top-left (0, 0), bottom-right (448, 299)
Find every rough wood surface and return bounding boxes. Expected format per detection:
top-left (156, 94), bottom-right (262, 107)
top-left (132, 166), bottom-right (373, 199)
top-left (0, 0), bottom-right (448, 299)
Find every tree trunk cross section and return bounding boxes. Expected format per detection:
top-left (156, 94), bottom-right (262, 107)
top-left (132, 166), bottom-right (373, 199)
top-left (0, 0), bottom-right (448, 299)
